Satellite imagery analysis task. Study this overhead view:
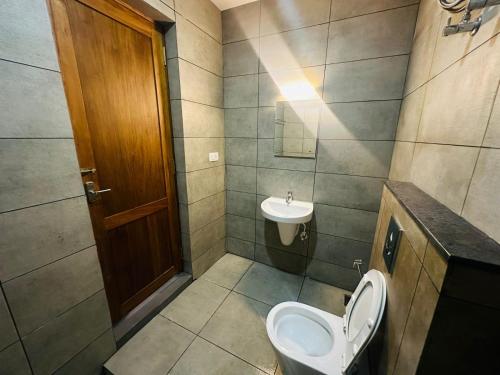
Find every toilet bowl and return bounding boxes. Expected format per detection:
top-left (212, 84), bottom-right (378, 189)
top-left (266, 270), bottom-right (386, 375)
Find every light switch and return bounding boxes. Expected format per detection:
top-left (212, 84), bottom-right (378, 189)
top-left (209, 152), bottom-right (219, 162)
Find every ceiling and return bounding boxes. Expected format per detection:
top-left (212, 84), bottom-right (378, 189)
top-left (211, 0), bottom-right (257, 10)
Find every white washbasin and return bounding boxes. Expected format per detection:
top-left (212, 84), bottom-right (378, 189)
top-left (261, 197), bottom-right (314, 224)
top-left (261, 197), bottom-right (313, 246)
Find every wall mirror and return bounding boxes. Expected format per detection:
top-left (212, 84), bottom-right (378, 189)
top-left (274, 100), bottom-right (320, 159)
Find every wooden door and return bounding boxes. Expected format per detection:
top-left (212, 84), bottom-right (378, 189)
top-left (48, 0), bottom-right (181, 322)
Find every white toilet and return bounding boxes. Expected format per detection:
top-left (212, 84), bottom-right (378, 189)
top-left (266, 270), bottom-right (386, 375)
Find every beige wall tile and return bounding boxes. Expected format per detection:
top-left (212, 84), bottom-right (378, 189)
top-left (191, 238), bottom-right (226, 278)
top-left (0, 61), bottom-right (72, 138)
top-left (174, 138), bottom-right (225, 172)
top-left (175, 15), bottom-right (223, 76)
top-left (0, 197), bottom-right (95, 282)
top-left (177, 59), bottom-right (223, 107)
top-left (185, 191), bottom-right (225, 234)
top-left (0, 292), bottom-right (18, 351)
top-left (483, 86), bottom-right (500, 148)
top-left (327, 6), bottom-right (417, 63)
top-left (222, 1), bottom-right (260, 43)
top-left (259, 24), bottom-right (328, 71)
top-left (417, 37), bottom-right (500, 146)
top-left (175, 0), bottom-right (222, 42)
top-left (396, 86), bottom-right (425, 142)
top-left (389, 141), bottom-right (415, 182)
top-left (260, 0), bottom-right (331, 35)
top-left (187, 216), bottom-right (226, 261)
top-left (403, 0), bottom-right (442, 95)
top-left (462, 148), bottom-right (500, 243)
top-left (0, 139), bottom-right (83, 212)
top-left (394, 270), bottom-right (439, 375)
top-left (423, 242), bottom-right (448, 292)
top-left (410, 143), bottom-right (479, 214)
top-left (330, 0), bottom-right (418, 21)
top-left (4, 246), bottom-right (104, 336)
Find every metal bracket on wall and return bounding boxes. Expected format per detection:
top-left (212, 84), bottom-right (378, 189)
top-left (442, 0), bottom-right (500, 36)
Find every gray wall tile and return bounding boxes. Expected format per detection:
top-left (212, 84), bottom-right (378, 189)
top-left (255, 245), bottom-right (307, 275)
top-left (258, 107), bottom-right (276, 138)
top-left (308, 232), bottom-right (371, 271)
top-left (330, 0), bottom-right (418, 21)
top-left (255, 219), bottom-right (308, 256)
top-left (174, 137), bottom-right (225, 172)
top-left (226, 237), bottom-right (255, 259)
top-left (257, 168), bottom-right (314, 201)
top-left (226, 190), bottom-right (256, 218)
top-left (259, 24), bottom-right (328, 71)
top-left (306, 259), bottom-right (360, 291)
top-left (316, 140), bottom-right (394, 178)
top-left (177, 60), bottom-right (223, 107)
top-left (260, 0), bottom-right (331, 35)
top-left (183, 166), bottom-right (225, 204)
top-left (257, 139), bottom-right (316, 171)
top-left (313, 204), bottom-right (378, 242)
top-left (175, 0), bottom-right (222, 42)
top-left (223, 39), bottom-right (259, 76)
top-left (259, 66), bottom-right (324, 107)
top-left (0, 0), bottom-right (59, 70)
top-left (4, 247), bottom-right (104, 337)
top-left (0, 197), bottom-right (95, 282)
top-left (226, 165), bottom-right (256, 193)
top-left (0, 139), bottom-right (83, 212)
top-left (319, 101), bottom-right (400, 140)
top-left (224, 75), bottom-right (259, 108)
top-left (410, 143), bottom-right (479, 214)
top-left (222, 2), bottom-right (260, 43)
top-left (327, 6), bottom-right (417, 63)
top-left (23, 290), bottom-right (111, 375)
top-left (0, 60), bottom-right (72, 138)
top-left (0, 342), bottom-right (31, 375)
top-left (225, 108), bottom-right (258, 138)
top-left (462, 149), bottom-right (500, 243)
top-left (171, 100), bottom-right (224, 138)
top-left (54, 330), bottom-right (116, 375)
top-left (226, 214), bottom-right (256, 242)
top-left (323, 55), bottom-right (408, 102)
top-left (313, 173), bottom-right (385, 212)
top-left (0, 291), bottom-right (18, 351)
top-left (226, 138), bottom-right (257, 166)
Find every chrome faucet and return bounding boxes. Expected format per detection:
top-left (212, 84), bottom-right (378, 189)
top-left (286, 191), bottom-right (293, 205)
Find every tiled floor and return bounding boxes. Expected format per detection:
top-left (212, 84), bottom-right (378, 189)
top-left (105, 254), bottom-right (351, 375)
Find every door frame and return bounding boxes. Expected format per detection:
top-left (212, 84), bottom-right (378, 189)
top-left (47, 0), bottom-right (182, 322)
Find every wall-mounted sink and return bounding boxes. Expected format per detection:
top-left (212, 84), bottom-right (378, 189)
top-left (261, 196), bottom-right (313, 246)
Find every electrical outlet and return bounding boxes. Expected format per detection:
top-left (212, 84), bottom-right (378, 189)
top-left (208, 152), bottom-right (219, 162)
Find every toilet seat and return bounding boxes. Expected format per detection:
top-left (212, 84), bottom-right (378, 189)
top-left (266, 270), bottom-right (386, 375)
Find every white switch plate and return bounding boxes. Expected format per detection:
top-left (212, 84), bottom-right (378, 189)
top-left (209, 152), bottom-right (219, 162)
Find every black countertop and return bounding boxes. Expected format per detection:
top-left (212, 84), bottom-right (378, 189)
top-left (385, 181), bottom-right (500, 268)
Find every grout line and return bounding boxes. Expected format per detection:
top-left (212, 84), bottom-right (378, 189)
top-left (0, 195), bottom-right (86, 215)
top-left (174, 11), bottom-right (223, 46)
top-left (174, 56), bottom-right (223, 78)
top-left (0, 284), bottom-right (35, 374)
top-left (0, 57), bottom-right (60, 73)
top-left (170, 98), bottom-right (224, 110)
top-left (330, 2), bottom-right (420, 23)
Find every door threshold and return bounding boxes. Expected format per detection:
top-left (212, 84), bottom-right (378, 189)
top-left (113, 272), bottom-right (192, 347)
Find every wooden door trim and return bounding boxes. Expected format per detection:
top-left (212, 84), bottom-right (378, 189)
top-left (104, 198), bottom-right (168, 230)
top-left (47, 0), bottom-right (182, 322)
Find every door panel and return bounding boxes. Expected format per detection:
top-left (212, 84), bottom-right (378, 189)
top-left (48, 0), bottom-right (181, 322)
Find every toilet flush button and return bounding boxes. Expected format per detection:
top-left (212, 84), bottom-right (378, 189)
top-left (209, 152), bottom-right (219, 161)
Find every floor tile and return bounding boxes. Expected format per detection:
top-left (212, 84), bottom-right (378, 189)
top-left (298, 278), bottom-right (351, 316)
top-left (234, 263), bottom-right (303, 306)
top-left (199, 292), bottom-right (276, 374)
top-left (201, 253), bottom-right (253, 289)
top-left (105, 316), bottom-right (194, 375)
top-left (169, 337), bottom-right (265, 375)
top-left (160, 279), bottom-right (230, 333)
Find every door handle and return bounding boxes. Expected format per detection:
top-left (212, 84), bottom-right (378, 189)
top-left (84, 181), bottom-right (111, 203)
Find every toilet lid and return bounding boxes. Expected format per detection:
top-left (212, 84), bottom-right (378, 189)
top-left (342, 270), bottom-right (386, 373)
